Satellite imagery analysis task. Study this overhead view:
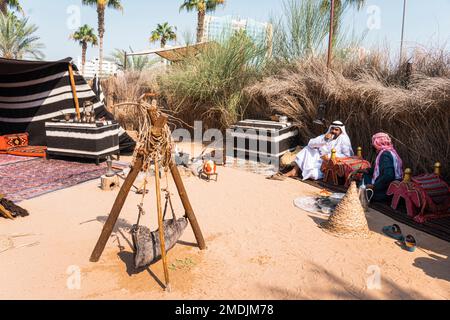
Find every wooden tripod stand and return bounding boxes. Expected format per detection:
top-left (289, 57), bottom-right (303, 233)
top-left (89, 107), bottom-right (206, 291)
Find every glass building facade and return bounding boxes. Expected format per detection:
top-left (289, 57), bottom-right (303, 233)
top-left (202, 15), bottom-right (273, 48)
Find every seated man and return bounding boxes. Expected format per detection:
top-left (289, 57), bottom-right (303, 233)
top-left (362, 132), bottom-right (404, 202)
top-left (283, 121), bottom-right (354, 180)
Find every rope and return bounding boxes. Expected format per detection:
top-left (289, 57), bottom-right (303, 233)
top-left (131, 99), bottom-right (177, 228)
top-left (131, 100), bottom-right (174, 171)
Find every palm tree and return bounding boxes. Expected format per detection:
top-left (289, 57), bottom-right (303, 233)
top-left (81, 0), bottom-right (123, 76)
top-left (150, 22), bottom-right (177, 48)
top-left (0, 0), bottom-right (23, 15)
top-left (179, 0), bottom-right (225, 43)
top-left (0, 12), bottom-right (44, 59)
top-left (70, 24), bottom-right (98, 75)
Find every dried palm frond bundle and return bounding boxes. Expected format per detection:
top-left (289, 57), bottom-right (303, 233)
top-left (246, 55), bottom-right (450, 182)
top-left (0, 195), bottom-right (30, 219)
top-left (321, 182), bottom-right (371, 239)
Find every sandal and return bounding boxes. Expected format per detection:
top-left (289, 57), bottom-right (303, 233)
top-left (382, 224), bottom-right (405, 241)
top-left (266, 173), bottom-right (286, 181)
top-left (403, 235), bottom-right (417, 252)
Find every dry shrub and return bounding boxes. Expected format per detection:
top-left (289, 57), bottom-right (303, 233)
top-left (101, 68), bottom-right (163, 130)
top-left (247, 55), bottom-right (450, 180)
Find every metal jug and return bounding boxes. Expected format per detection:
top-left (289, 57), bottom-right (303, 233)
top-left (359, 179), bottom-right (374, 211)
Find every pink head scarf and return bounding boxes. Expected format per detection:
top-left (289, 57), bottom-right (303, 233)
top-left (372, 133), bottom-right (404, 184)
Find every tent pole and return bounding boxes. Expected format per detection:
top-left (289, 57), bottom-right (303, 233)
top-left (68, 63), bottom-right (81, 120)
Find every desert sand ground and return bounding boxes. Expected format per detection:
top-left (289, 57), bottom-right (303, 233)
top-left (0, 156), bottom-right (449, 300)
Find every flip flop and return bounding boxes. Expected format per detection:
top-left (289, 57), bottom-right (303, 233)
top-left (403, 235), bottom-right (417, 252)
top-left (266, 173), bottom-right (286, 181)
top-left (382, 224), bottom-right (405, 241)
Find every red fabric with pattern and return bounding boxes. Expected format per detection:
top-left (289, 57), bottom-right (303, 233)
top-left (321, 156), bottom-right (371, 186)
top-left (7, 145), bottom-right (47, 158)
top-left (335, 157), bottom-right (371, 187)
top-left (387, 181), bottom-right (421, 217)
top-left (0, 133), bottom-right (29, 151)
top-left (387, 175), bottom-right (450, 223)
top-left (412, 174), bottom-right (450, 223)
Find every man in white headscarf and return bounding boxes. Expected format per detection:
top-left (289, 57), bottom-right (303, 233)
top-left (282, 121), bottom-right (354, 180)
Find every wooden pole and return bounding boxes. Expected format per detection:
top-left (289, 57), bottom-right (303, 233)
top-left (68, 63), bottom-right (81, 120)
top-left (399, 0), bottom-right (408, 66)
top-left (170, 161), bottom-right (206, 250)
top-left (146, 101), bottom-right (207, 251)
top-left (327, 0), bottom-right (335, 69)
top-left (154, 159), bottom-right (171, 291)
top-left (90, 156), bottom-right (144, 262)
top-left (90, 102), bottom-right (206, 266)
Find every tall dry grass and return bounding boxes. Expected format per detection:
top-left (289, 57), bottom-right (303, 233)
top-left (101, 68), bottom-right (162, 130)
top-left (247, 54), bottom-right (450, 180)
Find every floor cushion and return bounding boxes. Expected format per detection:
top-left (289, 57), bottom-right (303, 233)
top-left (0, 133), bottom-right (29, 151)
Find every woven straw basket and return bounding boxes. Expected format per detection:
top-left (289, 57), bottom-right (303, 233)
top-left (321, 182), bottom-right (371, 239)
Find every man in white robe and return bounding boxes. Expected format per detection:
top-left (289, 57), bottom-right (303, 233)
top-left (284, 121), bottom-right (354, 180)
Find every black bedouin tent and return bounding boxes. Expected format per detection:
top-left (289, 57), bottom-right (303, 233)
top-left (0, 57), bottom-right (135, 152)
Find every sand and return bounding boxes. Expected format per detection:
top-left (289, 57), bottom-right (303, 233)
top-left (0, 157), bottom-right (449, 300)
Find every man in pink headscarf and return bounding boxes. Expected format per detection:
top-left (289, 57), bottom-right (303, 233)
top-left (363, 132), bottom-right (404, 202)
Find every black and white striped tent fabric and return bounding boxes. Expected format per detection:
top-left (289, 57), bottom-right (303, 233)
top-left (0, 57), bottom-right (135, 152)
top-left (92, 74), bottom-right (106, 104)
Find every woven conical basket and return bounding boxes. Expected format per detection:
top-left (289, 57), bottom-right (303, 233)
top-left (321, 181), bottom-right (371, 239)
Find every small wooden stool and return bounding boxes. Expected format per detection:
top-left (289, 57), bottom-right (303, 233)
top-left (101, 175), bottom-right (120, 191)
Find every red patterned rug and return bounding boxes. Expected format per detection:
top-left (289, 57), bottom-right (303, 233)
top-left (0, 154), bottom-right (38, 166)
top-left (0, 159), bottom-right (127, 203)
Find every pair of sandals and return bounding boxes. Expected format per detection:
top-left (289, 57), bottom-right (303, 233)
top-left (382, 224), bottom-right (417, 252)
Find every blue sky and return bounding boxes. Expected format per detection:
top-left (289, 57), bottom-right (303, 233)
top-left (19, 0), bottom-right (450, 61)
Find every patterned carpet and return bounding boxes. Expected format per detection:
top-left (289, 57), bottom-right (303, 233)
top-left (0, 154), bottom-right (38, 167)
top-left (0, 158), bottom-right (125, 203)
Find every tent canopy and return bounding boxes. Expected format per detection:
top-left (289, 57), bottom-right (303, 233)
top-left (126, 42), bottom-right (212, 62)
top-left (0, 58), bottom-right (73, 75)
top-left (0, 57), bottom-right (135, 152)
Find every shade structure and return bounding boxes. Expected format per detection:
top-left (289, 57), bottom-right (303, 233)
top-left (127, 42), bottom-right (212, 63)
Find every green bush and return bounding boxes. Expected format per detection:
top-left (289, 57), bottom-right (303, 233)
top-left (159, 31), bottom-right (269, 130)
